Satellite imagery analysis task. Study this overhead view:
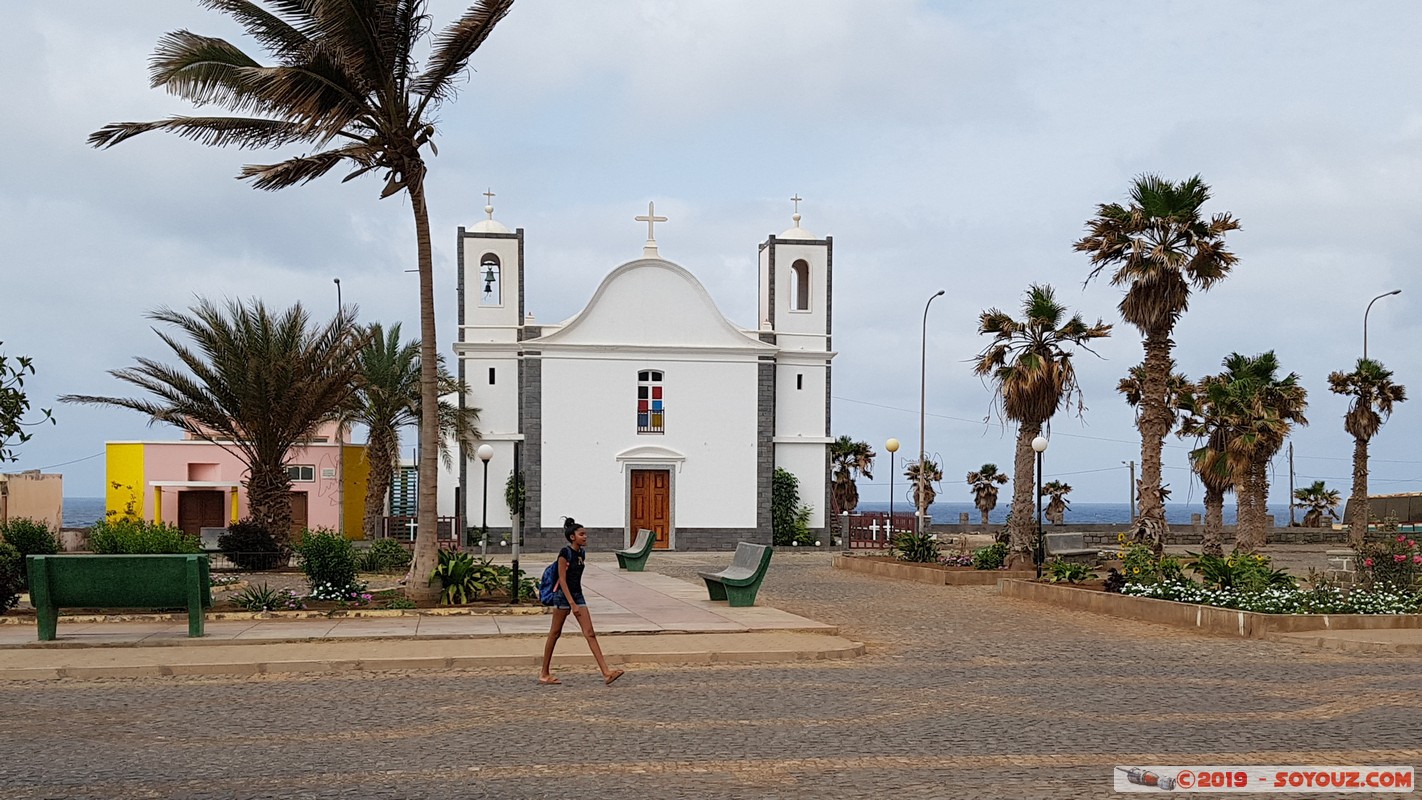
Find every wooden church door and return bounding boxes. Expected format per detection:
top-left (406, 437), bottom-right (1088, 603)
top-left (629, 469), bottom-right (671, 549)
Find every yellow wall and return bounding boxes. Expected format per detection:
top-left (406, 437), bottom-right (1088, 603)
top-left (105, 443), bottom-right (146, 520)
top-left (341, 444), bottom-right (370, 540)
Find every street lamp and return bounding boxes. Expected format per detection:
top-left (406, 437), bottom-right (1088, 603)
top-left (333, 277), bottom-right (342, 310)
top-left (1033, 435), bottom-right (1049, 579)
top-left (885, 438), bottom-right (900, 542)
top-left (476, 444), bottom-right (494, 556)
top-left (1363, 289), bottom-right (1401, 360)
top-left (918, 289), bottom-right (945, 533)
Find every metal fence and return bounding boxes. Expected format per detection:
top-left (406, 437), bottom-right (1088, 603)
top-left (378, 516), bottom-right (463, 548)
top-left (844, 512), bottom-right (918, 550)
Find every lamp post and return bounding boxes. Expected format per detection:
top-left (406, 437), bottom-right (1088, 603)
top-left (1363, 289), bottom-right (1401, 360)
top-left (1033, 435), bottom-right (1049, 579)
top-left (333, 277), bottom-right (342, 310)
top-left (918, 289), bottom-right (945, 533)
top-left (476, 444), bottom-right (493, 556)
top-left (885, 438), bottom-right (900, 541)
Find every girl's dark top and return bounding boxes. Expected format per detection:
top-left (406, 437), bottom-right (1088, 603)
top-left (558, 545), bottom-right (586, 596)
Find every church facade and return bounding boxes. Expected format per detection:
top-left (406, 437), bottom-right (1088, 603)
top-left (437, 200), bottom-right (834, 552)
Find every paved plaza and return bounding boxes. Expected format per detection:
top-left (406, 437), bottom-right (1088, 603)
top-left (3, 551), bottom-right (1420, 799)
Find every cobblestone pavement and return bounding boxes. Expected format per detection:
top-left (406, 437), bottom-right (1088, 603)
top-left (4, 553), bottom-right (1420, 799)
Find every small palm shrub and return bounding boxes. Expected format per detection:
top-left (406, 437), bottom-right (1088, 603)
top-left (89, 518), bottom-right (201, 554)
top-left (1187, 549), bottom-right (1295, 592)
top-left (359, 538), bottom-right (412, 574)
top-left (972, 542), bottom-right (1009, 570)
top-left (292, 528), bottom-right (359, 593)
top-left (218, 519), bottom-right (288, 570)
top-left (231, 583), bottom-right (306, 611)
top-left (892, 530), bottom-right (940, 563)
top-left (429, 550), bottom-right (502, 605)
top-left (1, 517), bottom-right (60, 589)
top-left (0, 541), bottom-right (23, 614)
top-left (1045, 559), bottom-right (1097, 584)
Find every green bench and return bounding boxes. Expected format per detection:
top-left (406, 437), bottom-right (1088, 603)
top-left (26, 554), bottom-right (212, 641)
top-left (614, 528), bottom-right (657, 571)
top-left (697, 542), bottom-right (773, 607)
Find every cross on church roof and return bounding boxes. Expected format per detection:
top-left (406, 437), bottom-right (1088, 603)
top-left (790, 194), bottom-right (802, 214)
top-left (636, 201), bottom-right (668, 257)
top-left (483, 187), bottom-right (496, 219)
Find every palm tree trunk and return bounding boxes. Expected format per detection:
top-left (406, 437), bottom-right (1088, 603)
top-left (1136, 328), bottom-right (1173, 530)
top-left (1349, 436), bottom-right (1370, 547)
top-left (248, 463), bottom-right (293, 543)
top-left (408, 181), bottom-right (440, 602)
top-left (1008, 422), bottom-right (1039, 569)
top-left (1202, 484), bottom-right (1224, 557)
top-left (1238, 459), bottom-right (1268, 553)
top-left (363, 427), bottom-right (397, 541)
top-left (979, 505), bottom-right (989, 526)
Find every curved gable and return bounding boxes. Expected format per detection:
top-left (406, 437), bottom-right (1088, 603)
top-left (535, 258), bottom-right (771, 350)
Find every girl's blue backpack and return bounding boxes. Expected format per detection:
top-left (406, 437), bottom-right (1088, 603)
top-left (538, 561), bottom-right (559, 606)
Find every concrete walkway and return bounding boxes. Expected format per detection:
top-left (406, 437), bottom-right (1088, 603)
top-left (0, 562), bottom-right (862, 680)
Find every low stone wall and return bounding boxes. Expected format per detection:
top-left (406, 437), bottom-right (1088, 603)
top-left (920, 522), bottom-right (1346, 547)
top-left (832, 555), bottom-right (1034, 586)
top-left (997, 579), bottom-right (1422, 639)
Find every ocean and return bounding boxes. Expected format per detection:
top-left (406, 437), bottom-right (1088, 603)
top-left (60, 496), bottom-right (1295, 529)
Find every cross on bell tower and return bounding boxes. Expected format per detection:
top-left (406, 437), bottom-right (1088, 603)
top-left (635, 201), bottom-right (668, 258)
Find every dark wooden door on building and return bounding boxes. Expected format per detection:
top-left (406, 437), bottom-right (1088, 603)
top-left (177, 490), bottom-right (225, 538)
top-left (629, 469), bottom-right (671, 549)
top-left (289, 492), bottom-right (308, 537)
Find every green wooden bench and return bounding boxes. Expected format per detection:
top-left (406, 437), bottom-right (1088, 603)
top-left (697, 542), bottom-right (773, 607)
top-left (26, 554), bottom-right (212, 641)
top-left (614, 528), bottom-right (657, 572)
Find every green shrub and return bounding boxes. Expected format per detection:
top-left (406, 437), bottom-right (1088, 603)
top-left (1354, 534), bottom-right (1422, 591)
top-left (1187, 549), bottom-right (1295, 593)
top-left (771, 467), bottom-right (815, 546)
top-left (230, 583), bottom-right (305, 611)
top-left (89, 517), bottom-right (201, 554)
top-left (972, 542), bottom-right (1009, 570)
top-left (1046, 558), bottom-right (1097, 584)
top-left (359, 538), bottom-right (412, 574)
top-left (0, 541), bottom-right (23, 614)
top-left (892, 529), bottom-right (940, 563)
top-left (1, 517), bottom-right (59, 589)
top-left (218, 519), bottom-right (288, 570)
top-left (429, 550), bottom-right (502, 605)
top-left (292, 528), bottom-right (359, 593)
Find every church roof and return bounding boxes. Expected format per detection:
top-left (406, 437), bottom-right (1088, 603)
top-left (531, 258), bottom-right (774, 352)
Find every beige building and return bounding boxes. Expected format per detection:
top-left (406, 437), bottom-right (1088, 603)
top-left (0, 470), bottom-right (63, 530)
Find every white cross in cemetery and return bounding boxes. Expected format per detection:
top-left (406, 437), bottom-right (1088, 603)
top-left (636, 201), bottom-right (668, 257)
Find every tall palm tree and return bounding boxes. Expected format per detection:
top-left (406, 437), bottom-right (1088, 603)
top-left (1293, 480), bottom-right (1341, 528)
top-left (1041, 480), bottom-right (1072, 526)
top-left (1075, 175), bottom-right (1240, 544)
top-left (1212, 352), bottom-right (1308, 553)
top-left (1177, 378), bottom-right (1241, 557)
top-left (965, 463), bottom-right (1008, 525)
top-left (828, 435), bottom-right (875, 538)
top-left (1328, 358), bottom-right (1407, 546)
top-left (61, 299), bottom-right (365, 538)
top-left (903, 458), bottom-right (942, 523)
top-left (90, 0), bottom-right (514, 600)
top-left (346, 323), bottom-right (481, 541)
top-left (974, 284), bottom-right (1111, 567)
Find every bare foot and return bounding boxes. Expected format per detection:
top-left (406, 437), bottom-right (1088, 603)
top-left (603, 669), bottom-right (625, 686)
top-left (537, 676), bottom-right (562, 685)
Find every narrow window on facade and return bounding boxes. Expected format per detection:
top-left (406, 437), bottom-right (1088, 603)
top-left (796, 373), bottom-right (803, 390)
top-left (488, 367), bottom-right (496, 385)
top-left (637, 369), bottom-right (665, 433)
top-left (791, 259), bottom-right (810, 311)
top-left (286, 465), bottom-right (316, 482)
top-left (479, 253), bottom-right (502, 305)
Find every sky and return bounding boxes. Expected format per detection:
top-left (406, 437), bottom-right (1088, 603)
top-left (4, 1), bottom-right (1422, 511)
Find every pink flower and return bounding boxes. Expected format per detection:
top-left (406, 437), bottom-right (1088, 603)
top-left (1395, 554), bottom-right (1408, 563)
top-left (1398, 535), bottom-right (1407, 543)
top-left (1409, 540), bottom-right (1417, 548)
top-left (1413, 555), bottom-right (1422, 565)
top-left (1363, 558), bottom-right (1374, 567)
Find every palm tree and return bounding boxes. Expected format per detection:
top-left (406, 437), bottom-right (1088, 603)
top-left (1212, 352), bottom-right (1308, 553)
top-left (1041, 480), bottom-right (1072, 526)
top-left (61, 299), bottom-right (365, 538)
top-left (90, 0), bottom-right (514, 600)
top-left (1075, 175), bottom-right (1240, 544)
top-left (346, 323), bottom-right (481, 541)
top-left (1177, 379), bottom-right (1241, 557)
top-left (828, 435), bottom-right (875, 539)
top-left (1293, 480), bottom-right (1341, 528)
top-left (1328, 358), bottom-right (1407, 546)
top-left (903, 458), bottom-right (942, 523)
top-left (965, 463), bottom-right (1008, 526)
top-left (974, 284), bottom-right (1111, 567)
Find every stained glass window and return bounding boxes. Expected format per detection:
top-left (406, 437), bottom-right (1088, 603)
top-left (637, 370), bottom-right (664, 433)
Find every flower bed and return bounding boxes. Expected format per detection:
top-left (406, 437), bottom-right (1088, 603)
top-left (1121, 579), bottom-right (1420, 615)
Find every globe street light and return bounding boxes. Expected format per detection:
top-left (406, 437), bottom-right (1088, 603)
top-left (476, 444), bottom-right (494, 556)
top-left (1032, 435), bottom-right (1049, 579)
top-left (1363, 289), bottom-right (1401, 361)
top-left (918, 289), bottom-right (946, 533)
top-left (885, 437), bottom-right (900, 544)
top-left (333, 277), bottom-right (342, 310)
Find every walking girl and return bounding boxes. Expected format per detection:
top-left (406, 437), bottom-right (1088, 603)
top-left (539, 517), bottom-right (625, 686)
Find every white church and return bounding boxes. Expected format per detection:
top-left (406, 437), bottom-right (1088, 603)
top-left (437, 198), bottom-right (835, 552)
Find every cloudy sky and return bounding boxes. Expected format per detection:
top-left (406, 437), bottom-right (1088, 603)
top-left (5, 1), bottom-right (1422, 511)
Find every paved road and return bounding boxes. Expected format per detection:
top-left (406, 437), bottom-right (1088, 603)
top-left (4, 553), bottom-right (1419, 799)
